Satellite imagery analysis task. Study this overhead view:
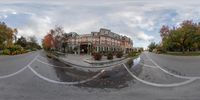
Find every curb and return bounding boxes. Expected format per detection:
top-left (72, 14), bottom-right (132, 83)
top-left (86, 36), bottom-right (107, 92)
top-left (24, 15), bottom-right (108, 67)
top-left (45, 52), bottom-right (132, 69)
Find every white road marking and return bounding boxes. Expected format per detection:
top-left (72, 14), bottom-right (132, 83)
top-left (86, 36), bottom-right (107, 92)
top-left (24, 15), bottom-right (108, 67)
top-left (0, 54), bottom-right (39, 79)
top-left (38, 55), bottom-right (48, 60)
top-left (28, 65), bottom-right (105, 85)
top-left (143, 52), bottom-right (200, 79)
top-left (1, 52), bottom-right (198, 87)
top-left (35, 59), bottom-right (73, 69)
top-left (123, 63), bottom-right (196, 87)
top-left (0, 65), bottom-right (28, 79)
top-left (139, 63), bottom-right (157, 68)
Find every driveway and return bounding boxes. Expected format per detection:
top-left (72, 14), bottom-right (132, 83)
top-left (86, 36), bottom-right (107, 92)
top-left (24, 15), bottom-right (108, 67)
top-left (1, 51), bottom-right (200, 100)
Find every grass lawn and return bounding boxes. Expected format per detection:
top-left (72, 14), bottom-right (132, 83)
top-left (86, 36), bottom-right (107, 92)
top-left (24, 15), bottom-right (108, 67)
top-left (164, 51), bottom-right (200, 56)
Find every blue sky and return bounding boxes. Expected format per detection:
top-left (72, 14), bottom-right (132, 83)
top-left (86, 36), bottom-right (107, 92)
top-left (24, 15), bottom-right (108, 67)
top-left (1, 0), bottom-right (200, 48)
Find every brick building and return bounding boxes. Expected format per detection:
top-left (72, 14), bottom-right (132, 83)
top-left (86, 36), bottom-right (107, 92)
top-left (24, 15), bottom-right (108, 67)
top-left (67, 28), bottom-right (133, 54)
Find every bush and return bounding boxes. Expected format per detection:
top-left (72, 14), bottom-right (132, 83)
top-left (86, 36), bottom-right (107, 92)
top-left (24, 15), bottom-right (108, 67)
top-left (116, 51), bottom-right (123, 58)
top-left (7, 45), bottom-right (22, 51)
top-left (3, 49), bottom-right (10, 55)
top-left (126, 59), bottom-right (134, 67)
top-left (93, 52), bottom-right (102, 61)
top-left (4, 45), bottom-right (26, 55)
top-left (148, 42), bottom-right (157, 52)
top-left (128, 51), bottom-right (138, 57)
top-left (0, 44), bottom-right (5, 50)
top-left (107, 52), bottom-right (113, 60)
top-left (31, 48), bottom-right (37, 51)
top-left (156, 46), bottom-right (166, 54)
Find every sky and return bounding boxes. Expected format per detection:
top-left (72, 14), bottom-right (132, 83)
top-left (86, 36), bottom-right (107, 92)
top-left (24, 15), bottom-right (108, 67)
top-left (1, 0), bottom-right (200, 48)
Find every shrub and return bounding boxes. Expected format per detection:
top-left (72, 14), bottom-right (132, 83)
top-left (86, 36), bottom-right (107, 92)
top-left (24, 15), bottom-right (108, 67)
top-left (3, 49), bottom-right (10, 55)
top-left (7, 45), bottom-right (22, 51)
top-left (156, 46), bottom-right (166, 54)
top-left (31, 48), bottom-right (37, 51)
top-left (128, 51), bottom-right (138, 57)
top-left (0, 44), bottom-right (5, 50)
top-left (126, 59), bottom-right (134, 67)
top-left (107, 52), bottom-right (113, 60)
top-left (24, 50), bottom-right (29, 53)
top-left (93, 52), bottom-right (102, 61)
top-left (116, 51), bottom-right (123, 58)
top-left (5, 45), bottom-right (25, 55)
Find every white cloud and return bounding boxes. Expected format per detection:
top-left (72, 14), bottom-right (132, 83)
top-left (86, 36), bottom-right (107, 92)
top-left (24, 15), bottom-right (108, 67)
top-left (1, 0), bottom-right (200, 47)
top-left (0, 8), bottom-right (17, 19)
top-left (0, 15), bottom-right (7, 19)
top-left (135, 31), bottom-right (154, 41)
top-left (16, 14), bottom-right (54, 45)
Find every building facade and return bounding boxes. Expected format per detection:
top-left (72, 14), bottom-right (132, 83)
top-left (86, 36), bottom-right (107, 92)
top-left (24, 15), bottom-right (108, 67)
top-left (67, 28), bottom-right (133, 54)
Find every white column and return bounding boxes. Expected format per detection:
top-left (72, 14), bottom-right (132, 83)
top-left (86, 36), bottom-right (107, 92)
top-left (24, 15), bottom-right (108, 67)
top-left (97, 46), bottom-right (99, 52)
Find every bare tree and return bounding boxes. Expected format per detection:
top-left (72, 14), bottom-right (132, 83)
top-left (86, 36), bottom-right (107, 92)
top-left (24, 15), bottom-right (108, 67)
top-left (52, 25), bottom-right (65, 52)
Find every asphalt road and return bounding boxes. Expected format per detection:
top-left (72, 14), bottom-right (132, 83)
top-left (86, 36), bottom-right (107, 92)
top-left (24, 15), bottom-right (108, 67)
top-left (1, 51), bottom-right (200, 100)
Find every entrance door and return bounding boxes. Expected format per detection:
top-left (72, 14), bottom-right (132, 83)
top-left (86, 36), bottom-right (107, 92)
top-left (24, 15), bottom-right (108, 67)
top-left (80, 44), bottom-right (88, 54)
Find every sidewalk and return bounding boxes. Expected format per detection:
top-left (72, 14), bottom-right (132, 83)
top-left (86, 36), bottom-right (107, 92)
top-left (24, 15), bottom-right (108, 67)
top-left (58, 54), bottom-right (130, 68)
top-left (60, 54), bottom-right (92, 67)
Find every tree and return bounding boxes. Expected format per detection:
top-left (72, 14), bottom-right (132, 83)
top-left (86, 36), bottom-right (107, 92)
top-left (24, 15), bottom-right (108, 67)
top-left (148, 42), bottom-right (157, 52)
top-left (6, 28), bottom-right (14, 47)
top-left (13, 28), bottom-right (18, 43)
top-left (0, 23), bottom-right (7, 45)
top-left (160, 20), bottom-right (200, 53)
top-left (61, 33), bottom-right (69, 53)
top-left (45, 25), bottom-right (68, 52)
top-left (15, 36), bottom-right (27, 48)
top-left (160, 25), bottom-right (170, 39)
top-left (43, 33), bottom-right (55, 50)
top-left (0, 22), bottom-right (16, 47)
top-left (29, 36), bottom-right (37, 44)
top-left (42, 25), bottom-right (71, 53)
top-left (194, 23), bottom-right (200, 50)
top-left (27, 36), bottom-right (41, 50)
top-left (54, 26), bottom-right (65, 52)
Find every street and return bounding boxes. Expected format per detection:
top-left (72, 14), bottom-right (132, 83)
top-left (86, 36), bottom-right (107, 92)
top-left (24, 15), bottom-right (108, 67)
top-left (1, 51), bottom-right (200, 100)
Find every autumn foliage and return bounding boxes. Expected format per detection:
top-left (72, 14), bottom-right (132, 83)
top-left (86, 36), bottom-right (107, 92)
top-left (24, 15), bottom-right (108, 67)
top-left (43, 33), bottom-right (55, 50)
top-left (42, 26), bottom-right (68, 52)
top-left (160, 20), bottom-right (200, 53)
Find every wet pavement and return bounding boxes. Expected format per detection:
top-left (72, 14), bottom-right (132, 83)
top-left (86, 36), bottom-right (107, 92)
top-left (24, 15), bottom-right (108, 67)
top-left (1, 51), bottom-right (200, 100)
top-left (33, 52), bottom-right (137, 89)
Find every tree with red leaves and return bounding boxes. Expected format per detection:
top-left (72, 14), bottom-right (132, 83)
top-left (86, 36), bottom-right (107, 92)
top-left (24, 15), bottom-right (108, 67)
top-left (43, 32), bottom-right (55, 50)
top-left (160, 25), bottom-right (170, 39)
